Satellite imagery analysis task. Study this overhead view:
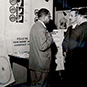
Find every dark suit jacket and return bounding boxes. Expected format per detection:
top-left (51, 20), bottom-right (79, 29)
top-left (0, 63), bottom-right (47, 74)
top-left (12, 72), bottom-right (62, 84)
top-left (62, 22), bottom-right (87, 63)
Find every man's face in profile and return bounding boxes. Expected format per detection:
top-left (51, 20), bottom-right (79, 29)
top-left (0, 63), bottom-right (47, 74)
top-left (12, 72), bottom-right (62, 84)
top-left (44, 12), bottom-right (51, 24)
top-left (69, 11), bottom-right (77, 24)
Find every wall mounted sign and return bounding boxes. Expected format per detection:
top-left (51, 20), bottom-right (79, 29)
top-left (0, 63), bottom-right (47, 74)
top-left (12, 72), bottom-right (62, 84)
top-left (9, 14), bottom-right (16, 22)
top-left (9, 6), bottom-right (16, 13)
top-left (9, 0), bottom-right (24, 23)
top-left (10, 0), bottom-right (17, 5)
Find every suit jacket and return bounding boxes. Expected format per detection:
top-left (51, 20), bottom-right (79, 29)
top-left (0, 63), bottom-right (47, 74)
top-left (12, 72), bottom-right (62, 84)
top-left (29, 21), bottom-right (53, 72)
top-left (62, 22), bottom-right (87, 63)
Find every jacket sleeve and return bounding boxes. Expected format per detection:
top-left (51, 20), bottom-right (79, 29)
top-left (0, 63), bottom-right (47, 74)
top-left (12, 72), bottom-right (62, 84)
top-left (62, 27), bottom-right (71, 52)
top-left (68, 28), bottom-right (82, 49)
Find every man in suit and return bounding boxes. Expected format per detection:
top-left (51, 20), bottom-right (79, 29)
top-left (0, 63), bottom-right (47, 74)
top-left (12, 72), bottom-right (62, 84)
top-left (70, 7), bottom-right (87, 85)
top-left (62, 7), bottom-right (87, 85)
top-left (62, 8), bottom-right (78, 57)
top-left (29, 8), bottom-right (53, 87)
top-left (62, 8), bottom-right (79, 85)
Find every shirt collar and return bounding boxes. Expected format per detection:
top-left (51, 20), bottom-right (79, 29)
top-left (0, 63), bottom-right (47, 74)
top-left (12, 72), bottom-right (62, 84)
top-left (72, 23), bottom-right (77, 29)
top-left (38, 20), bottom-right (46, 28)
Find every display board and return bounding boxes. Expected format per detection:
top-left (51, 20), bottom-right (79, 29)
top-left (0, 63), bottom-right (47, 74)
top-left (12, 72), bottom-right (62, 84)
top-left (0, 0), bottom-right (15, 86)
top-left (53, 10), bottom-right (70, 70)
top-left (5, 0), bottom-right (53, 58)
top-left (52, 29), bottom-right (66, 70)
top-left (55, 10), bottom-right (70, 29)
top-left (0, 0), bottom-right (53, 86)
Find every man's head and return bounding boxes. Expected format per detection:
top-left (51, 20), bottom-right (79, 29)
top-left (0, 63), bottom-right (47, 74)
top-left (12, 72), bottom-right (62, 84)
top-left (76, 7), bottom-right (87, 25)
top-left (69, 9), bottom-right (78, 24)
top-left (38, 8), bottom-right (51, 24)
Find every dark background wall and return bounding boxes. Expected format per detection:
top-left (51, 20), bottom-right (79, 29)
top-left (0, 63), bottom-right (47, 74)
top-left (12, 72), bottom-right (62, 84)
top-left (54, 0), bottom-right (87, 10)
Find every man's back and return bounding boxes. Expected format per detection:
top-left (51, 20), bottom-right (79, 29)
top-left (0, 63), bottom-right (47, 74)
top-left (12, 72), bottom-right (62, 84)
top-left (29, 21), bottom-right (52, 72)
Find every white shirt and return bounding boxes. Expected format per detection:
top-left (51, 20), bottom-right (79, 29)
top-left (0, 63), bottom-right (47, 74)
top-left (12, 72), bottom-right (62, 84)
top-left (72, 23), bottom-right (77, 29)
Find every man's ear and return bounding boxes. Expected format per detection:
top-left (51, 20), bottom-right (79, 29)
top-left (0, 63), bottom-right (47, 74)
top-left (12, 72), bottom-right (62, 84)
top-left (41, 15), bottom-right (45, 21)
top-left (42, 15), bottom-right (45, 19)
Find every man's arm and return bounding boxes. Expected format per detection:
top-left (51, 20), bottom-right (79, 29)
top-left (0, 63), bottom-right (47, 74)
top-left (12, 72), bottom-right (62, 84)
top-left (38, 29), bottom-right (53, 51)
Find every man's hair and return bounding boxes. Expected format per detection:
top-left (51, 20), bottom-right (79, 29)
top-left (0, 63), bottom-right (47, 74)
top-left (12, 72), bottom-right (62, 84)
top-left (38, 8), bottom-right (49, 18)
top-left (77, 7), bottom-right (87, 18)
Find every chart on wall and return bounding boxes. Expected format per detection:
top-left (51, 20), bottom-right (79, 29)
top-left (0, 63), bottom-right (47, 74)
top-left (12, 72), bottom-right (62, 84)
top-left (52, 29), bottom-right (65, 71)
top-left (5, 0), bottom-right (53, 57)
top-left (9, 0), bottom-right (24, 23)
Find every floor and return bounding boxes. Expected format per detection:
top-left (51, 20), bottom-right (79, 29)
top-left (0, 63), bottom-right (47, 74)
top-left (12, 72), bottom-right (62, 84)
top-left (7, 71), bottom-right (64, 87)
top-left (6, 71), bottom-right (65, 87)
top-left (7, 70), bottom-right (85, 87)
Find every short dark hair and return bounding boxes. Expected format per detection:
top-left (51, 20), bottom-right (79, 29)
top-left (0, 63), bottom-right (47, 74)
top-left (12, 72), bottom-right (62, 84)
top-left (77, 7), bottom-right (87, 15)
top-left (77, 7), bottom-right (87, 18)
top-left (38, 8), bottom-right (50, 18)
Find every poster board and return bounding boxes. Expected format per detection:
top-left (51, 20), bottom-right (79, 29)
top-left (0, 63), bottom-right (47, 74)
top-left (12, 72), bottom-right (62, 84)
top-left (55, 10), bottom-right (70, 29)
top-left (53, 9), bottom-right (70, 70)
top-left (5, 0), bottom-right (53, 58)
top-left (0, 0), bottom-right (53, 85)
top-left (52, 29), bottom-right (66, 71)
top-left (0, 0), bottom-right (15, 86)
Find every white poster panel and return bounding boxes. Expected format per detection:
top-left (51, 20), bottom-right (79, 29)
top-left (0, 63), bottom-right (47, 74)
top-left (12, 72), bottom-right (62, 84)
top-left (5, 0), bottom-right (31, 57)
top-left (53, 10), bottom-right (70, 71)
top-left (0, 0), bottom-right (15, 86)
top-left (0, 0), bottom-right (7, 56)
top-left (52, 29), bottom-right (66, 71)
top-left (55, 10), bottom-right (70, 30)
top-left (5, 0), bottom-right (53, 57)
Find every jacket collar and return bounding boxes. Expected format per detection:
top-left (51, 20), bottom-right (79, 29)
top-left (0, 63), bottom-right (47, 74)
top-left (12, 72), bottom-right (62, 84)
top-left (38, 20), bottom-right (46, 28)
top-left (71, 23), bottom-right (77, 29)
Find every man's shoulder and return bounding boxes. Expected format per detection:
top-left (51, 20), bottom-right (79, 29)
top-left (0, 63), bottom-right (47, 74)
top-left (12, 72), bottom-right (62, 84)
top-left (32, 21), bottom-right (44, 28)
top-left (31, 21), bottom-right (46, 33)
top-left (79, 22), bottom-right (87, 28)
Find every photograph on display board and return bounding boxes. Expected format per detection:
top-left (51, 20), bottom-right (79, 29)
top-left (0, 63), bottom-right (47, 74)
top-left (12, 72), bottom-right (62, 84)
top-left (55, 10), bottom-right (70, 30)
top-left (53, 10), bottom-right (70, 71)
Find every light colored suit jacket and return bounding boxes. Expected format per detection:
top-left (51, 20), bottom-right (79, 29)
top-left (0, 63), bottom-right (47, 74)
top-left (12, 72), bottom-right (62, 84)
top-left (29, 21), bottom-right (53, 72)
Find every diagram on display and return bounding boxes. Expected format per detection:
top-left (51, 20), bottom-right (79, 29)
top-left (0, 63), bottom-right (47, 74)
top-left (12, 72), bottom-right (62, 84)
top-left (9, 0), bottom-right (24, 23)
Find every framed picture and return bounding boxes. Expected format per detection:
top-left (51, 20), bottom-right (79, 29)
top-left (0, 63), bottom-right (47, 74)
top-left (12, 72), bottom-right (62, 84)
top-left (55, 10), bottom-right (70, 30)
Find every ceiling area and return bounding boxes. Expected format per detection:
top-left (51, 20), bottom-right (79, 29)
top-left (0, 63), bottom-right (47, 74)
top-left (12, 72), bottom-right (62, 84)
top-left (54, 0), bottom-right (87, 10)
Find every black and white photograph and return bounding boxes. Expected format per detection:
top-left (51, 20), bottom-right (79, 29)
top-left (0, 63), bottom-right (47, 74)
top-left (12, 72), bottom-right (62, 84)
top-left (0, 0), bottom-right (87, 87)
